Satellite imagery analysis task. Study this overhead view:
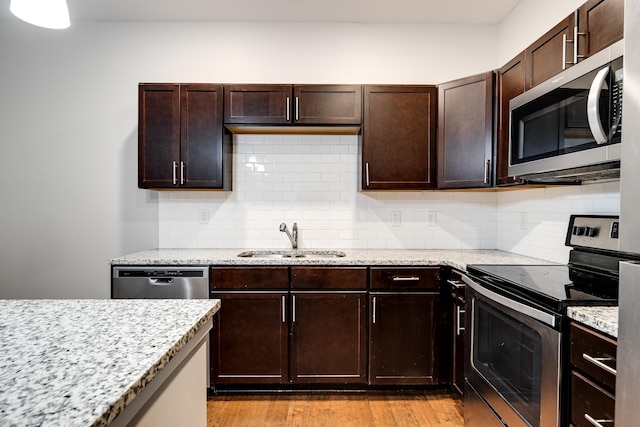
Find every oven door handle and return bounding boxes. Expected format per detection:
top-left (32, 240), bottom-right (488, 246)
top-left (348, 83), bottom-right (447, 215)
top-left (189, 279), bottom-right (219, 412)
top-left (461, 274), bottom-right (558, 328)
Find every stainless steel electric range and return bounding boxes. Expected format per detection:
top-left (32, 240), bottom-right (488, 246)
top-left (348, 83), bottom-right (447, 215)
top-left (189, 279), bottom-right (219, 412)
top-left (462, 215), bottom-right (632, 427)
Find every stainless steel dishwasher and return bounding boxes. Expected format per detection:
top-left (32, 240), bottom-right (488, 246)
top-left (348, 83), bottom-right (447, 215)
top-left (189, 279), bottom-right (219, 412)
top-left (111, 266), bottom-right (209, 299)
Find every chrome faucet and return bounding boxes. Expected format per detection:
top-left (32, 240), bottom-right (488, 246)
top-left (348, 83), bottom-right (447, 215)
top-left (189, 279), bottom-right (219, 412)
top-left (279, 222), bottom-right (298, 249)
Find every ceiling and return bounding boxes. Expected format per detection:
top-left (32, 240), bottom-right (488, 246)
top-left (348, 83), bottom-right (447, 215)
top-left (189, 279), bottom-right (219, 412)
top-left (1, 0), bottom-right (522, 25)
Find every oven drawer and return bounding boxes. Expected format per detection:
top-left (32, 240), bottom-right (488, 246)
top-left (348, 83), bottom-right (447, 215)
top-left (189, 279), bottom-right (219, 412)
top-left (571, 370), bottom-right (615, 427)
top-left (570, 322), bottom-right (617, 391)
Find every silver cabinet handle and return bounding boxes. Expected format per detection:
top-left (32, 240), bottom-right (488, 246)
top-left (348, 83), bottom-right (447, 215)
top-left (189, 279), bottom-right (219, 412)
top-left (456, 306), bottom-right (465, 336)
top-left (295, 96), bottom-right (299, 121)
top-left (392, 276), bottom-right (420, 282)
top-left (365, 163), bottom-right (370, 187)
top-left (573, 26), bottom-right (586, 63)
top-left (587, 66), bottom-right (611, 145)
top-left (562, 32), bottom-right (576, 70)
top-left (180, 161), bottom-right (185, 185)
top-left (483, 158), bottom-right (491, 184)
top-left (286, 96), bottom-right (290, 121)
top-left (582, 353), bottom-right (617, 376)
top-left (372, 296), bottom-right (376, 324)
top-left (584, 413), bottom-right (614, 427)
top-left (172, 161), bottom-right (177, 185)
top-left (574, 26), bottom-right (579, 65)
top-left (562, 33), bottom-right (568, 70)
top-left (447, 279), bottom-right (465, 290)
top-left (292, 295), bottom-right (296, 323)
top-left (282, 295), bottom-right (286, 323)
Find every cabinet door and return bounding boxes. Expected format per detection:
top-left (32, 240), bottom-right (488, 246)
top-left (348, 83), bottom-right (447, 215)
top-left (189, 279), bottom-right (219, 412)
top-left (525, 14), bottom-right (576, 89)
top-left (293, 85), bottom-right (362, 125)
top-left (180, 84), bottom-right (227, 188)
top-left (224, 84), bottom-right (292, 124)
top-left (210, 292), bottom-right (288, 384)
top-left (362, 85), bottom-right (437, 190)
top-left (578, 0), bottom-right (624, 59)
top-left (369, 292), bottom-right (439, 385)
top-left (290, 292), bottom-right (367, 384)
top-left (138, 84), bottom-right (180, 188)
top-left (437, 73), bottom-right (494, 189)
top-left (496, 52), bottom-right (526, 186)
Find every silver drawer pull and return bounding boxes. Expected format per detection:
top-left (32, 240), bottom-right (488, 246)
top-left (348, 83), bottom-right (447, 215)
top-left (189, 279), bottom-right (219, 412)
top-left (392, 276), bottom-right (420, 282)
top-left (583, 353), bottom-right (617, 376)
top-left (584, 413), bottom-right (614, 427)
top-left (456, 306), bottom-right (465, 336)
top-left (447, 279), bottom-right (465, 289)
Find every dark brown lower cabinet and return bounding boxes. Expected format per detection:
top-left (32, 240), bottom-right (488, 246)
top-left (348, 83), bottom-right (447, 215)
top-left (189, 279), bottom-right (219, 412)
top-left (210, 292), bottom-right (288, 384)
top-left (290, 292), bottom-right (368, 384)
top-left (369, 292), bottom-right (439, 385)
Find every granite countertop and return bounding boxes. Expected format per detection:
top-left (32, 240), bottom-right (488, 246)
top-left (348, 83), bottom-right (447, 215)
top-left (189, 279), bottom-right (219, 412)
top-left (109, 248), bottom-right (556, 271)
top-left (0, 299), bottom-right (220, 427)
top-left (567, 306), bottom-right (618, 338)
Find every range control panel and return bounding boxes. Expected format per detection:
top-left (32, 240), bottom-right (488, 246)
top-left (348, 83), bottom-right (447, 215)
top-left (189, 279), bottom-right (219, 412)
top-left (566, 215), bottom-right (620, 251)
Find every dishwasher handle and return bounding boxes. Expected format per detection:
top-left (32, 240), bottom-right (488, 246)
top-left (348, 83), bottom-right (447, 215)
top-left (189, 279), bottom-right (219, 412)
top-left (149, 278), bottom-right (174, 286)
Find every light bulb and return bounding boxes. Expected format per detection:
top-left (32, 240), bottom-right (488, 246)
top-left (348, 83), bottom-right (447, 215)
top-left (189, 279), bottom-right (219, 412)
top-left (10, 0), bottom-right (70, 30)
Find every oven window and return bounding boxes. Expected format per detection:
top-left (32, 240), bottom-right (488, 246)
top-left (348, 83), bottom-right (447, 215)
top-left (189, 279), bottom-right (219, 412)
top-left (473, 299), bottom-right (542, 426)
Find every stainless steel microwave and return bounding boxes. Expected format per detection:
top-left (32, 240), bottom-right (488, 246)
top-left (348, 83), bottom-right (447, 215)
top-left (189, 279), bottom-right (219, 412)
top-left (508, 40), bottom-right (623, 183)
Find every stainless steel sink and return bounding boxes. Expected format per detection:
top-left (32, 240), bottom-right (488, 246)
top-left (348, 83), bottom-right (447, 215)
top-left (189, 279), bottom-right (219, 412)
top-left (237, 250), bottom-right (346, 259)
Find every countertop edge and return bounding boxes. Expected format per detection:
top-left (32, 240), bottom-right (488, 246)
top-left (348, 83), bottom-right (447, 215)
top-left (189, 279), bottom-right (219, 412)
top-left (96, 300), bottom-right (221, 427)
top-left (567, 306), bottom-right (618, 338)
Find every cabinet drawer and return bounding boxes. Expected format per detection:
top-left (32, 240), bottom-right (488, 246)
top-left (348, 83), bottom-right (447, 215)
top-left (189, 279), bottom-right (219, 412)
top-left (210, 267), bottom-right (289, 290)
top-left (571, 370), bottom-right (615, 427)
top-left (290, 267), bottom-right (367, 290)
top-left (370, 267), bottom-right (440, 290)
top-left (570, 322), bottom-right (617, 391)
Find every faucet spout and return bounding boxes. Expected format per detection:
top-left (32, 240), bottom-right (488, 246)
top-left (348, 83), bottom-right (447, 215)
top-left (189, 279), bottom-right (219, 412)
top-left (279, 222), bottom-right (298, 249)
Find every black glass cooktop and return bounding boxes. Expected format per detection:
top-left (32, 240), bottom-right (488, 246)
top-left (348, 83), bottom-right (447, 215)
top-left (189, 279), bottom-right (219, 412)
top-left (466, 264), bottom-right (618, 313)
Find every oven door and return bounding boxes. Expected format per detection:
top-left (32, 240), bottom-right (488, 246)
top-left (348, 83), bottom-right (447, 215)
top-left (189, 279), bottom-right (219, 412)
top-left (462, 274), bottom-right (562, 427)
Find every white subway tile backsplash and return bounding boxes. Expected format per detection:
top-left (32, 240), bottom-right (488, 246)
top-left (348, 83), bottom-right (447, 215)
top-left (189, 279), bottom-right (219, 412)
top-left (157, 135), bottom-right (620, 263)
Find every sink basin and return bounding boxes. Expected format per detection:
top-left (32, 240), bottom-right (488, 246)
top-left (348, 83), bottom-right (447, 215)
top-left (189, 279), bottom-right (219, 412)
top-left (237, 250), bottom-right (346, 259)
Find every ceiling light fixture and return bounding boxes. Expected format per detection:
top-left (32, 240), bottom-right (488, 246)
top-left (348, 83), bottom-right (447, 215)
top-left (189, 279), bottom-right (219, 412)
top-left (10, 0), bottom-right (70, 29)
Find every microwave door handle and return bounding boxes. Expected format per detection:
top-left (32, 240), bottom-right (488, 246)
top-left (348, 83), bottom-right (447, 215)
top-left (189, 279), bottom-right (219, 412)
top-left (587, 67), bottom-right (611, 145)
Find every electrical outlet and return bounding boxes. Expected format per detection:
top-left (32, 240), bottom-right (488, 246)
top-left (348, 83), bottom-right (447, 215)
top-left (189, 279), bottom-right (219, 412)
top-left (199, 209), bottom-right (210, 224)
top-left (520, 212), bottom-right (527, 230)
top-left (391, 211), bottom-right (401, 227)
top-left (426, 211), bottom-right (437, 227)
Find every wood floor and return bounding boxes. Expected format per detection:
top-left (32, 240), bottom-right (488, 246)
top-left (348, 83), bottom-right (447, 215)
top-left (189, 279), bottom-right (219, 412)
top-left (207, 391), bottom-right (463, 426)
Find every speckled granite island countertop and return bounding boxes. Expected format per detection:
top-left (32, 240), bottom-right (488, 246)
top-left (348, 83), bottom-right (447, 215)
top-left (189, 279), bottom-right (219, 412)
top-left (567, 306), bottom-right (618, 338)
top-left (109, 248), bottom-right (555, 271)
top-left (0, 299), bottom-right (220, 427)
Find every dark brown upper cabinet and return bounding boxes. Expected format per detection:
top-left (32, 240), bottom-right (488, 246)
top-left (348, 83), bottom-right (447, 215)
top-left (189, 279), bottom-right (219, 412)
top-left (496, 52), bottom-right (526, 186)
top-left (577, 0), bottom-right (624, 60)
top-left (224, 84), bottom-right (362, 130)
top-left (138, 83), bottom-right (230, 189)
top-left (224, 84), bottom-right (291, 125)
top-left (525, 14), bottom-right (576, 90)
top-left (293, 85), bottom-right (362, 125)
top-left (361, 85), bottom-right (437, 190)
top-left (437, 72), bottom-right (495, 189)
